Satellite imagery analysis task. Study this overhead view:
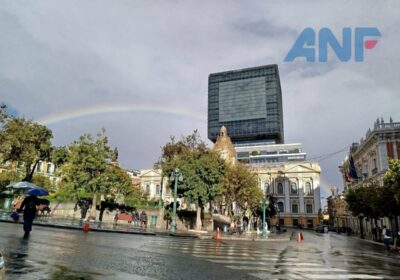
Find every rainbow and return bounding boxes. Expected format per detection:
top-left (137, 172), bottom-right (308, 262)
top-left (319, 177), bottom-right (338, 196)
top-left (34, 103), bottom-right (206, 125)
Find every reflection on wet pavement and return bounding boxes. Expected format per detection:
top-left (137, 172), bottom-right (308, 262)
top-left (1, 223), bottom-right (400, 279)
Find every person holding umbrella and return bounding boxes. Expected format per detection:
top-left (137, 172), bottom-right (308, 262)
top-left (19, 194), bottom-right (39, 238)
top-left (6, 181), bottom-right (49, 238)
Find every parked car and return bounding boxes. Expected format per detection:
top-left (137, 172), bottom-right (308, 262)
top-left (316, 224), bottom-right (328, 233)
top-left (0, 251), bottom-right (5, 280)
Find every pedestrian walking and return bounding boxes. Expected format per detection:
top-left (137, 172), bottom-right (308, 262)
top-left (396, 230), bottom-right (400, 255)
top-left (372, 227), bottom-right (377, 241)
top-left (18, 195), bottom-right (39, 238)
top-left (74, 199), bottom-right (90, 220)
top-left (230, 220), bottom-right (235, 234)
top-left (243, 219), bottom-right (248, 233)
top-left (382, 226), bottom-right (392, 256)
top-left (276, 223), bottom-right (281, 234)
top-left (140, 211), bottom-right (147, 228)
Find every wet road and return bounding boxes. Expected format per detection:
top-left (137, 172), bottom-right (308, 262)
top-left (0, 223), bottom-right (399, 280)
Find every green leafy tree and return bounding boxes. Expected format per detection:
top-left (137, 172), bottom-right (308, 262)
top-left (32, 174), bottom-right (54, 192)
top-left (384, 159), bottom-right (400, 203)
top-left (345, 186), bottom-right (367, 238)
top-left (0, 103), bottom-right (8, 124)
top-left (0, 170), bottom-right (22, 193)
top-left (59, 131), bottom-right (130, 220)
top-left (162, 131), bottom-right (226, 230)
top-left (51, 146), bottom-right (69, 169)
top-left (220, 163), bottom-right (262, 218)
top-left (125, 185), bottom-right (150, 208)
top-left (383, 159), bottom-right (400, 231)
top-left (0, 117), bottom-right (53, 182)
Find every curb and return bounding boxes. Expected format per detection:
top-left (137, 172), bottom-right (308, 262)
top-left (0, 219), bottom-right (157, 236)
top-left (0, 219), bottom-right (207, 238)
top-left (0, 219), bottom-right (288, 240)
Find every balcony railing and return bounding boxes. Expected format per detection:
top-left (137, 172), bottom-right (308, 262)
top-left (375, 122), bottom-right (400, 130)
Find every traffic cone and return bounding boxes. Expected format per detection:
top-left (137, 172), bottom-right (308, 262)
top-left (83, 221), bottom-right (90, 233)
top-left (297, 231), bottom-right (303, 243)
top-left (215, 227), bottom-right (221, 240)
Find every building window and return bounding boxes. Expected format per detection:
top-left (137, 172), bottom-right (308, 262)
top-left (372, 158), bottom-right (378, 174)
top-left (46, 164), bottom-right (52, 174)
top-left (277, 201), bottom-right (284, 213)
top-left (293, 219), bottom-right (299, 226)
top-left (291, 204), bottom-right (298, 213)
top-left (304, 182), bottom-right (312, 195)
top-left (146, 184), bottom-right (150, 193)
top-left (264, 183), bottom-right (270, 193)
top-left (156, 184), bottom-right (160, 195)
top-left (36, 162), bottom-right (42, 172)
top-left (307, 219), bottom-right (313, 229)
top-left (277, 183), bottom-right (284, 194)
top-left (290, 182), bottom-right (298, 195)
top-left (306, 204), bottom-right (313, 214)
top-left (363, 163), bottom-right (368, 178)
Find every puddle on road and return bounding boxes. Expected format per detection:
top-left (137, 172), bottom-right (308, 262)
top-left (47, 265), bottom-right (96, 280)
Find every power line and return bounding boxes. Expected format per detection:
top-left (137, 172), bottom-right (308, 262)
top-left (308, 146), bottom-right (349, 162)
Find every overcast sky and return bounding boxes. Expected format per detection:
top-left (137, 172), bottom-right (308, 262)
top-left (1, 1), bottom-right (399, 200)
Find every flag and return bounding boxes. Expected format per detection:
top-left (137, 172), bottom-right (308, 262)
top-left (349, 156), bottom-right (358, 180)
top-left (344, 171), bottom-right (350, 182)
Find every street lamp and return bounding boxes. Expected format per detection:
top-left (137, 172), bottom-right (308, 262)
top-left (275, 204), bottom-right (281, 230)
top-left (170, 168), bottom-right (183, 233)
top-left (260, 196), bottom-right (270, 239)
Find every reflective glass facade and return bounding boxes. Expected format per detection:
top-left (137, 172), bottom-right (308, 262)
top-left (208, 64), bottom-right (284, 143)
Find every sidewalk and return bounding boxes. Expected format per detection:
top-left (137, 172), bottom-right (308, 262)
top-left (0, 211), bottom-right (288, 241)
top-left (0, 211), bottom-right (196, 238)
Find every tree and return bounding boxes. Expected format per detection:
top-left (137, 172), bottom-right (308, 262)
top-left (0, 103), bottom-right (8, 124)
top-left (345, 183), bottom-right (389, 238)
top-left (124, 180), bottom-right (153, 209)
top-left (59, 131), bottom-right (130, 220)
top-left (161, 131), bottom-right (226, 230)
top-left (51, 146), bottom-right (69, 168)
top-left (0, 170), bottom-right (21, 193)
top-left (384, 159), bottom-right (400, 203)
top-left (220, 163), bottom-right (262, 218)
top-left (0, 117), bottom-right (53, 182)
top-left (345, 186), bottom-right (367, 238)
top-left (383, 159), bottom-right (400, 232)
top-left (32, 174), bottom-right (54, 191)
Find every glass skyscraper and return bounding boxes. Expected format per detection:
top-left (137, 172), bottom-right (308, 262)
top-left (208, 64), bottom-right (284, 144)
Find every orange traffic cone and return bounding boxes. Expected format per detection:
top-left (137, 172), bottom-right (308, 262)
top-left (83, 221), bottom-right (90, 233)
top-left (297, 231), bottom-right (303, 243)
top-left (215, 227), bottom-right (221, 240)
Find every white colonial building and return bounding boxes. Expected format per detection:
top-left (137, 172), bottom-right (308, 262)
top-left (254, 162), bottom-right (321, 229)
top-left (138, 169), bottom-right (171, 202)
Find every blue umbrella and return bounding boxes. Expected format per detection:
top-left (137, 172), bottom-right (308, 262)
top-left (26, 187), bottom-right (49, 197)
top-left (6, 181), bottom-right (40, 190)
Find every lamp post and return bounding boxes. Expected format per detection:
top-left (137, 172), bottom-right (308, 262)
top-left (170, 168), bottom-right (182, 233)
top-left (260, 196), bottom-right (270, 239)
top-left (275, 204), bottom-right (281, 226)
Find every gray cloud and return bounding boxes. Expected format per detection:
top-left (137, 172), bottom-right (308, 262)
top-left (233, 19), bottom-right (297, 38)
